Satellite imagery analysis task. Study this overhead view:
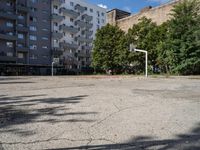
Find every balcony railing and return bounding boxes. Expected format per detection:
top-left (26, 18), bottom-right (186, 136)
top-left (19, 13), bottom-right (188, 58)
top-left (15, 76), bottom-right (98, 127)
top-left (82, 14), bottom-right (93, 22)
top-left (52, 0), bottom-right (64, 5)
top-left (52, 32), bottom-right (63, 39)
top-left (75, 4), bottom-right (86, 13)
top-left (0, 10), bottom-right (18, 20)
top-left (52, 48), bottom-right (63, 56)
top-left (60, 42), bottom-right (79, 50)
top-left (0, 31), bottom-right (17, 41)
top-left (83, 30), bottom-right (93, 36)
top-left (51, 13), bottom-right (64, 22)
top-left (59, 25), bottom-right (79, 34)
top-left (76, 36), bottom-right (93, 43)
top-left (16, 26), bottom-right (29, 32)
top-left (16, 46), bottom-right (29, 53)
top-left (75, 20), bottom-right (87, 28)
top-left (60, 7), bottom-right (79, 19)
top-left (0, 52), bottom-right (16, 62)
top-left (16, 4), bottom-right (29, 12)
top-left (86, 23), bottom-right (93, 29)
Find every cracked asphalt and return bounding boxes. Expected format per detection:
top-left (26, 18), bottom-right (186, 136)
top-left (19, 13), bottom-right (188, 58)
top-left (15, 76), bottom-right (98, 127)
top-left (0, 76), bottom-right (200, 150)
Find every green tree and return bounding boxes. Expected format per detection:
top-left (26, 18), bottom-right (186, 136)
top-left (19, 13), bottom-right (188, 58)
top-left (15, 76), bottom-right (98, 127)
top-left (92, 24), bottom-right (128, 73)
top-left (158, 0), bottom-right (200, 74)
top-left (127, 17), bottom-right (162, 73)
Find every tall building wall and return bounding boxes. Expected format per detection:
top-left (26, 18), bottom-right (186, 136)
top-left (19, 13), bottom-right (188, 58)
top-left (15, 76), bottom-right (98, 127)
top-left (51, 0), bottom-right (106, 71)
top-left (107, 0), bottom-right (181, 32)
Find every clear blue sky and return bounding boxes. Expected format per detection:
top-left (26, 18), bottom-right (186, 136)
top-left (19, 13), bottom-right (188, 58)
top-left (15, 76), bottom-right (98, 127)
top-left (86, 0), bottom-right (171, 13)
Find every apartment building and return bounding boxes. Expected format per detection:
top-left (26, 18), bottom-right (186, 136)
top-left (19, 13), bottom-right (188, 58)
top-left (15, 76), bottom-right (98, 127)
top-left (51, 0), bottom-right (106, 72)
top-left (0, 0), bottom-right (106, 75)
top-left (0, 0), bottom-right (51, 75)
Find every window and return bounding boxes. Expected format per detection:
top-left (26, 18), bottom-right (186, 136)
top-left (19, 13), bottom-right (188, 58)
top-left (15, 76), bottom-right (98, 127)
top-left (102, 19), bottom-right (105, 23)
top-left (18, 33), bottom-right (24, 39)
top-left (7, 52), bottom-right (13, 57)
top-left (70, 2), bottom-right (74, 6)
top-left (30, 54), bottom-right (37, 60)
top-left (42, 37), bottom-right (48, 40)
top-left (17, 43), bottom-right (23, 47)
top-left (70, 18), bottom-right (74, 22)
top-left (18, 53), bottom-right (24, 59)
top-left (42, 28), bottom-right (48, 31)
top-left (6, 22), bottom-right (13, 27)
top-left (30, 44), bottom-right (37, 50)
top-left (53, 5), bottom-right (58, 9)
top-left (53, 22), bottom-right (58, 26)
top-left (97, 11), bottom-right (100, 17)
top-left (7, 32), bottom-right (13, 35)
top-left (6, 42), bottom-right (13, 48)
top-left (101, 12), bottom-right (105, 16)
top-left (18, 24), bottom-right (24, 27)
top-left (30, 35), bottom-right (37, 41)
top-left (30, 0), bottom-right (38, 3)
top-left (6, 1), bottom-right (13, 6)
top-left (42, 46), bottom-right (48, 49)
top-left (42, 10), bottom-right (48, 14)
top-left (18, 14), bottom-right (25, 20)
top-left (42, 19), bottom-right (48, 23)
top-left (90, 9), bottom-right (93, 13)
top-left (30, 16), bottom-right (37, 22)
top-left (30, 7), bottom-right (37, 12)
top-left (30, 26), bottom-right (37, 31)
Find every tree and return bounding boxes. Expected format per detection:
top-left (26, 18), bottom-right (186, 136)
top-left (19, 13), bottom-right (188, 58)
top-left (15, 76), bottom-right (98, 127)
top-left (92, 24), bottom-right (129, 73)
top-left (158, 0), bottom-right (200, 74)
top-left (127, 17), bottom-right (162, 73)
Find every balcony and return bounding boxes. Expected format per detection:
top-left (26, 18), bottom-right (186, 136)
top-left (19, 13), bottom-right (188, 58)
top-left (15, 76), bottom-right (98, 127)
top-left (52, 48), bottom-right (63, 56)
top-left (0, 32), bottom-right (17, 41)
top-left (16, 4), bottom-right (29, 12)
top-left (0, 56), bottom-right (16, 62)
top-left (60, 42), bottom-right (79, 50)
top-left (16, 46), bottom-right (29, 53)
top-left (75, 20), bottom-right (87, 28)
top-left (75, 4), bottom-right (86, 13)
top-left (52, 0), bottom-right (64, 5)
top-left (52, 32), bottom-right (63, 39)
top-left (77, 52), bottom-right (88, 58)
top-left (51, 14), bottom-right (64, 22)
top-left (0, 10), bottom-right (17, 20)
top-left (83, 45), bottom-right (92, 50)
top-left (84, 30), bottom-right (93, 36)
top-left (76, 36), bottom-right (93, 43)
top-left (86, 23), bottom-right (93, 29)
top-left (60, 25), bottom-right (79, 34)
top-left (82, 14), bottom-right (93, 22)
top-left (60, 8), bottom-right (79, 19)
top-left (16, 26), bottom-right (29, 32)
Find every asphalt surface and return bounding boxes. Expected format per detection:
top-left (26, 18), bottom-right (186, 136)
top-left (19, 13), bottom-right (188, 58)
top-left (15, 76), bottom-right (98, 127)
top-left (0, 76), bottom-right (199, 150)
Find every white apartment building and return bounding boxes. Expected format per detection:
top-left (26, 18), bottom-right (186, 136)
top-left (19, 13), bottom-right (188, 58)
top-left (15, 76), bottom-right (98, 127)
top-left (51, 0), bottom-right (106, 72)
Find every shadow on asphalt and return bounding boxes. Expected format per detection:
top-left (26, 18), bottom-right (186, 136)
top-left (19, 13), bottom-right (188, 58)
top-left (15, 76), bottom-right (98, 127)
top-left (0, 94), bottom-right (96, 137)
top-left (46, 123), bottom-right (200, 150)
top-left (0, 81), bottom-right (35, 84)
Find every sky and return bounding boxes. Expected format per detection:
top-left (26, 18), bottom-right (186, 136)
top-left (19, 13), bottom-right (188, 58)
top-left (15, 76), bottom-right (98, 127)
top-left (86, 0), bottom-right (172, 13)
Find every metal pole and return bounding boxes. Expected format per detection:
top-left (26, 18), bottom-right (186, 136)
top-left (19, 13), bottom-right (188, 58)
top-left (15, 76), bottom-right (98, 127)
top-left (52, 62), bottom-right (54, 76)
top-left (145, 51), bottom-right (148, 77)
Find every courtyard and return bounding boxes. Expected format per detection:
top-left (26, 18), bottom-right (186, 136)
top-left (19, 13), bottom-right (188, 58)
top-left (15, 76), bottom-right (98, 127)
top-left (0, 76), bottom-right (199, 150)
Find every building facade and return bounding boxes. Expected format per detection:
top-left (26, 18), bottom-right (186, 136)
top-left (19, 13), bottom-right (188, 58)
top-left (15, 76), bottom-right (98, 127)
top-left (0, 0), bottom-right (106, 75)
top-left (107, 0), bottom-right (181, 32)
top-left (51, 0), bottom-right (106, 72)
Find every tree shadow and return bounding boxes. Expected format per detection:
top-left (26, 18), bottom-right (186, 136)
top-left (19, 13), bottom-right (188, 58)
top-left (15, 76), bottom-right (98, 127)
top-left (0, 81), bottom-right (35, 84)
top-left (47, 123), bottom-right (200, 150)
top-left (0, 94), bottom-right (96, 136)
